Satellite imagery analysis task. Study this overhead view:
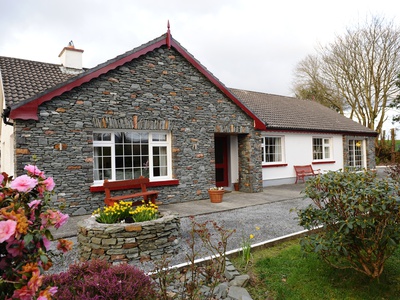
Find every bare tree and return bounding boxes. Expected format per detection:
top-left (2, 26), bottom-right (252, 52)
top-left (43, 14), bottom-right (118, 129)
top-left (293, 16), bottom-right (400, 135)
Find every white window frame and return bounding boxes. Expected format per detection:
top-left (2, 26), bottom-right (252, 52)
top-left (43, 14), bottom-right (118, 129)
top-left (92, 130), bottom-right (171, 185)
top-left (348, 139), bottom-right (365, 169)
top-left (312, 137), bottom-right (332, 161)
top-left (262, 136), bottom-right (285, 164)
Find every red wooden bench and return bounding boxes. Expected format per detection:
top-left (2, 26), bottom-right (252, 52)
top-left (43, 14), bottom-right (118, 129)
top-left (294, 165), bottom-right (321, 183)
top-left (103, 176), bottom-right (159, 206)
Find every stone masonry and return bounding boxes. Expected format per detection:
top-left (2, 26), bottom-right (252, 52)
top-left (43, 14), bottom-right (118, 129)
top-left (14, 45), bottom-right (263, 215)
top-left (77, 211), bottom-right (180, 264)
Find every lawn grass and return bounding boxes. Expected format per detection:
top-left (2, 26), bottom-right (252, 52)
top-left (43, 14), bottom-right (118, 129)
top-left (231, 239), bottom-right (400, 300)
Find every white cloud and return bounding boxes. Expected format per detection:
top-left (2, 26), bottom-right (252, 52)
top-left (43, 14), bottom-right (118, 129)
top-left (1, 0), bottom-right (399, 106)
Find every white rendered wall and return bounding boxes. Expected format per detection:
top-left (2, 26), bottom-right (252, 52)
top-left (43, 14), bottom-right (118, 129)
top-left (229, 135), bottom-right (239, 189)
top-left (262, 132), bottom-right (344, 186)
top-left (0, 75), bottom-right (15, 176)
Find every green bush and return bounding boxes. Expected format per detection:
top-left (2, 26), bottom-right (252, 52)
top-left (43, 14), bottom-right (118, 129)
top-left (297, 169), bottom-right (400, 279)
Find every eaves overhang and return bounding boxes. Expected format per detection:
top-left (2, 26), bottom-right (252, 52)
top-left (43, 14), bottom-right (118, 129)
top-left (264, 126), bottom-right (378, 137)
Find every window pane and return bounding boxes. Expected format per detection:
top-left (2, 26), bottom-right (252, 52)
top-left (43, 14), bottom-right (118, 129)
top-left (313, 138), bottom-right (323, 160)
top-left (153, 146), bottom-right (168, 176)
top-left (93, 146), bottom-right (112, 180)
top-left (93, 133), bottom-right (111, 141)
top-left (263, 137), bottom-right (282, 163)
top-left (349, 140), bottom-right (363, 168)
top-left (152, 133), bottom-right (167, 142)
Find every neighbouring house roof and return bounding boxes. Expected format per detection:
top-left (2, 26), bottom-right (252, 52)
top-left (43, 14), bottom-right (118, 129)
top-left (2, 30), bottom-right (266, 130)
top-left (230, 88), bottom-right (377, 136)
top-left (0, 56), bottom-right (77, 107)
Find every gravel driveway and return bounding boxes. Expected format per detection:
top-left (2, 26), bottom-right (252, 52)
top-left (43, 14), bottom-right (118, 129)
top-left (48, 195), bottom-right (312, 273)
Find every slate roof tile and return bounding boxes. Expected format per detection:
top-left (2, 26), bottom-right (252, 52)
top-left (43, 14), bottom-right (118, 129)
top-left (0, 56), bottom-right (77, 106)
top-left (230, 88), bottom-right (376, 135)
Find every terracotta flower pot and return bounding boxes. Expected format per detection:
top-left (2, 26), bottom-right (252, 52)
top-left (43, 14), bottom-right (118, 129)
top-left (208, 189), bottom-right (224, 203)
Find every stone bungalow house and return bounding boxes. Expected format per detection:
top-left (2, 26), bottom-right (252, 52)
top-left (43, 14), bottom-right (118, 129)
top-left (0, 29), bottom-right (377, 215)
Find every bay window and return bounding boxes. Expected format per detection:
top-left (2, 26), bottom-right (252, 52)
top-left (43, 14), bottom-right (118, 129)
top-left (93, 131), bottom-right (171, 184)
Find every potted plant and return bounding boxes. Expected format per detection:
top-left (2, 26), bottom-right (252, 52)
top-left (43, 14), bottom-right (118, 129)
top-left (208, 187), bottom-right (225, 203)
top-left (233, 179), bottom-right (239, 191)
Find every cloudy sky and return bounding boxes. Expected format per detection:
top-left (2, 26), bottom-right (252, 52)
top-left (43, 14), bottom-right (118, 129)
top-left (1, 0), bottom-right (399, 99)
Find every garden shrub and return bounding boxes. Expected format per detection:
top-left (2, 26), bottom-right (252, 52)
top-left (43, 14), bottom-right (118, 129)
top-left (43, 259), bottom-right (157, 300)
top-left (0, 164), bottom-right (71, 299)
top-left (297, 169), bottom-right (400, 279)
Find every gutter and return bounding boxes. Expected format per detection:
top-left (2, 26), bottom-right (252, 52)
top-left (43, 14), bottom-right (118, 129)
top-left (2, 107), bottom-right (13, 126)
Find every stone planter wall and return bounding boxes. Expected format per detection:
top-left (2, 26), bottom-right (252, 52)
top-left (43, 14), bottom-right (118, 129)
top-left (77, 211), bottom-right (180, 264)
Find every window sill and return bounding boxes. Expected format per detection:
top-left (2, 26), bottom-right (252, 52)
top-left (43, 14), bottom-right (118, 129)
top-left (262, 163), bottom-right (288, 168)
top-left (312, 161), bottom-right (336, 165)
top-left (90, 179), bottom-right (180, 193)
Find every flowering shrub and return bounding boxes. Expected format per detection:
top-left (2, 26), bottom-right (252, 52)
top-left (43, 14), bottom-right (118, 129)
top-left (92, 201), bottom-right (159, 224)
top-left (0, 164), bottom-right (71, 299)
top-left (43, 259), bottom-right (157, 300)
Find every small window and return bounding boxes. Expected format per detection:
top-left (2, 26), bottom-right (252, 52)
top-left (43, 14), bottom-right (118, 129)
top-left (313, 137), bottom-right (332, 160)
top-left (262, 136), bottom-right (284, 164)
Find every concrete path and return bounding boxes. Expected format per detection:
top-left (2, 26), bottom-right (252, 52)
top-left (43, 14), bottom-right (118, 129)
top-left (52, 183), bottom-right (306, 239)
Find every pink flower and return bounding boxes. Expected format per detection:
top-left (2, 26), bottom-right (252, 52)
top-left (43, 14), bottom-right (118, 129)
top-left (10, 175), bottom-right (38, 193)
top-left (55, 212), bottom-right (69, 229)
top-left (28, 199), bottom-right (42, 209)
top-left (0, 219), bottom-right (17, 243)
top-left (0, 173), bottom-right (4, 184)
top-left (24, 164), bottom-right (45, 178)
top-left (6, 237), bottom-right (25, 257)
top-left (42, 236), bottom-right (51, 251)
top-left (43, 177), bottom-right (55, 191)
top-left (40, 210), bottom-right (56, 229)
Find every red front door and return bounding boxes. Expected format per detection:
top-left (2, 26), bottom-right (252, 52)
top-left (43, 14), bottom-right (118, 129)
top-left (215, 136), bottom-right (228, 187)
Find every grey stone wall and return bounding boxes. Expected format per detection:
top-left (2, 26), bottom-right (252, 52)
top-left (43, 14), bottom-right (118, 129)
top-left (77, 211), bottom-right (180, 264)
top-left (14, 46), bottom-right (262, 215)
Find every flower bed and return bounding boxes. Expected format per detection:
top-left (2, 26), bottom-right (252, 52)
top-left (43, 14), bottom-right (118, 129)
top-left (77, 211), bottom-right (180, 263)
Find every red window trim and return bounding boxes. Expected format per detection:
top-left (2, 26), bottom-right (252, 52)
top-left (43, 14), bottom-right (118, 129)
top-left (90, 179), bottom-right (180, 193)
top-left (312, 161), bottom-right (336, 165)
top-left (262, 163), bottom-right (288, 168)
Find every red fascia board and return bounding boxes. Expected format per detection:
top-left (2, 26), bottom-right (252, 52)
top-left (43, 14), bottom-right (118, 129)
top-left (10, 39), bottom-right (167, 120)
top-left (170, 40), bottom-right (266, 130)
top-left (10, 36), bottom-right (267, 131)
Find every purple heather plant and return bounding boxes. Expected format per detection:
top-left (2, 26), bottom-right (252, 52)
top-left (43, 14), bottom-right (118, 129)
top-left (43, 259), bottom-right (157, 300)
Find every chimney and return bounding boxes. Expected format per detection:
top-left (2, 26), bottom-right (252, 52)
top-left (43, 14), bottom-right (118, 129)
top-left (58, 41), bottom-right (84, 70)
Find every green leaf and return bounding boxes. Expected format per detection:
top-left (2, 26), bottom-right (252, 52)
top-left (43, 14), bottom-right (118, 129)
top-left (24, 233), bottom-right (33, 244)
top-left (40, 254), bottom-right (48, 265)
